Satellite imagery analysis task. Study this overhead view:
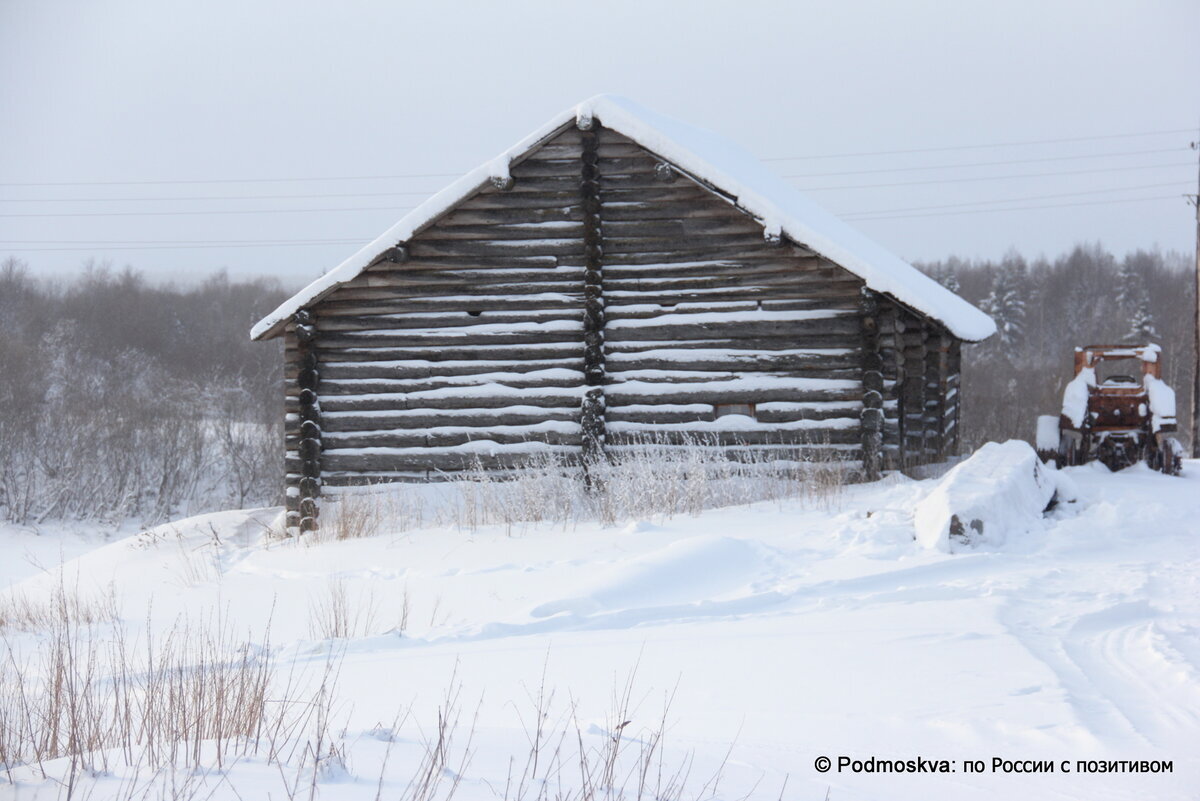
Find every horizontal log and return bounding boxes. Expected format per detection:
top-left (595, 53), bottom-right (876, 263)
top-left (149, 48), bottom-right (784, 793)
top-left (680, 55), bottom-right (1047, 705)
top-left (313, 329), bottom-right (584, 349)
top-left (319, 391), bottom-right (585, 412)
top-left (455, 192), bottom-right (583, 210)
top-left (600, 201), bottom-right (760, 223)
top-left (603, 442), bottom-right (863, 463)
top-left (605, 334), bottom-right (861, 351)
top-left (321, 406), bottom-right (580, 431)
top-left (317, 295), bottom-right (582, 316)
top-left (606, 385), bottom-right (860, 406)
top-left (320, 357), bottom-right (583, 380)
top-left (419, 222), bottom-right (587, 241)
top-left (434, 207), bottom-right (584, 226)
top-left (321, 472), bottom-right (433, 486)
top-left (605, 297), bottom-right (860, 319)
top-left (318, 370), bottom-right (584, 396)
top-left (323, 426), bottom-right (582, 450)
top-left (606, 366), bottom-right (860, 383)
top-left (599, 218), bottom-right (764, 239)
top-left (408, 239), bottom-right (584, 259)
top-left (605, 427), bottom-right (862, 447)
top-left (343, 279), bottom-right (583, 297)
top-left (314, 310), bottom-right (580, 332)
top-left (310, 446), bottom-right (579, 473)
top-left (313, 343), bottom-right (584, 362)
top-left (603, 316), bottom-right (859, 342)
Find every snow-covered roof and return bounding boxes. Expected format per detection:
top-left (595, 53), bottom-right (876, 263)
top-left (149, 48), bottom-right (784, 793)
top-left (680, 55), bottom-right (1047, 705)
top-left (251, 95), bottom-right (996, 342)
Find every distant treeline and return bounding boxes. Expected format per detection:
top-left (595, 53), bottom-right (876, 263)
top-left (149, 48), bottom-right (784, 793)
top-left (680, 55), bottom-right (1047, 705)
top-left (0, 260), bottom-right (288, 524)
top-left (0, 245), bottom-right (1193, 525)
top-left (917, 244), bottom-right (1195, 453)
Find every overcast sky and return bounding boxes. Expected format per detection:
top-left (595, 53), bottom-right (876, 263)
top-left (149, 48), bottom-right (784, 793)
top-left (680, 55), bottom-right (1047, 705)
top-left (2, 0), bottom-right (1197, 287)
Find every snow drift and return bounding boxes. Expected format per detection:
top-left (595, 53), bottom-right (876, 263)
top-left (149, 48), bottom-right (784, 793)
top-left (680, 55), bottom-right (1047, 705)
top-left (914, 440), bottom-right (1069, 552)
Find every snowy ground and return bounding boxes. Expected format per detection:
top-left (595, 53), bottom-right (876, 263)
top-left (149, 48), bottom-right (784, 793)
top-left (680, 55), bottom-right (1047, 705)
top-left (2, 459), bottom-right (1198, 800)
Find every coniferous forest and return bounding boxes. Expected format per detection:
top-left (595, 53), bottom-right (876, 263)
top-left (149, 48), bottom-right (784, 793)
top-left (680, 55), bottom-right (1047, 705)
top-left (0, 244), bottom-right (1193, 525)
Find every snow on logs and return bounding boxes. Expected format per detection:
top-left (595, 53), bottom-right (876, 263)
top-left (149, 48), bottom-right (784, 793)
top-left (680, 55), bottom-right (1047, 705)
top-left (913, 440), bottom-right (1072, 552)
top-left (276, 121), bottom-right (970, 492)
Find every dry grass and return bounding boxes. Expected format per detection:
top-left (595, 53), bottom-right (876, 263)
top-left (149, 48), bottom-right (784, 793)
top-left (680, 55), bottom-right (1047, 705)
top-left (2, 609), bottom-right (748, 800)
top-left (317, 434), bottom-right (852, 540)
top-left (0, 609), bottom-right (340, 789)
top-left (306, 577), bottom-right (380, 640)
top-left (0, 579), bottom-right (118, 634)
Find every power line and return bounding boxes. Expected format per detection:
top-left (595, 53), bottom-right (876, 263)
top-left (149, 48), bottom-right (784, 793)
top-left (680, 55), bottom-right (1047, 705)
top-left (844, 194), bottom-right (1179, 222)
top-left (0, 205), bottom-right (417, 219)
top-left (2, 163), bottom-right (1192, 218)
top-left (0, 241), bottom-right (367, 252)
top-left (0, 172), bottom-right (464, 189)
top-left (7, 182), bottom-right (1186, 242)
top-left (0, 190), bottom-right (445, 203)
top-left (3, 189), bottom-right (1187, 252)
top-left (836, 181), bottom-right (1192, 216)
top-left (762, 126), bottom-right (1199, 161)
top-left (784, 147), bottom-right (1186, 179)
top-left (3, 128), bottom-right (1194, 188)
top-left (797, 161), bottom-right (1195, 191)
top-left (2, 149), bottom-right (1186, 204)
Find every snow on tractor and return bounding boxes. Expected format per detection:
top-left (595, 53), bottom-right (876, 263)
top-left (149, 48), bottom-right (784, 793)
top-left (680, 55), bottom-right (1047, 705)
top-left (1036, 344), bottom-right (1183, 475)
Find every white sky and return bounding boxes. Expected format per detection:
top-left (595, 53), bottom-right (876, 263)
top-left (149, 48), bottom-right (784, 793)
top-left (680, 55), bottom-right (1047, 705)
top-left (2, 0), bottom-right (1197, 287)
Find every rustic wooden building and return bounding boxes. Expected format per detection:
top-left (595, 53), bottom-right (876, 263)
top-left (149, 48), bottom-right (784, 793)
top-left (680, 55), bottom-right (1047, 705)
top-left (252, 96), bottom-right (995, 534)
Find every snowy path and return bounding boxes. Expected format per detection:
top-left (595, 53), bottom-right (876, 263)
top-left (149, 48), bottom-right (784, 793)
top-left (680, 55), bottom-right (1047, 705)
top-left (2, 462), bottom-right (1197, 800)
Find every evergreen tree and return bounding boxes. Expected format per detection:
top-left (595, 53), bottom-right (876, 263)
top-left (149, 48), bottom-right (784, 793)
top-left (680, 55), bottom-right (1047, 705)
top-left (1127, 291), bottom-right (1159, 342)
top-left (980, 262), bottom-right (1026, 348)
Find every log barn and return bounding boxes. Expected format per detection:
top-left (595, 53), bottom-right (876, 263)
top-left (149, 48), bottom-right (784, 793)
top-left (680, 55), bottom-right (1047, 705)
top-left (252, 95), bottom-right (995, 535)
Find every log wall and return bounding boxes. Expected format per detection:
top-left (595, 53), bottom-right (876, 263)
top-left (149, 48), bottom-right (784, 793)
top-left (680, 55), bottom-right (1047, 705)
top-left (277, 122), bottom-right (964, 507)
top-left (593, 128), bottom-right (876, 463)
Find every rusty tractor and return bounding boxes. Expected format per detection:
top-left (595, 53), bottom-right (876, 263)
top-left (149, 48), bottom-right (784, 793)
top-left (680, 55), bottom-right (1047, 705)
top-left (1036, 344), bottom-right (1182, 475)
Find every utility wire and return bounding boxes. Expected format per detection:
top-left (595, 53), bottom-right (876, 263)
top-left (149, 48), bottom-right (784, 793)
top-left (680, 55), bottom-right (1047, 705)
top-left (784, 147), bottom-right (1185, 178)
top-left (2, 147), bottom-right (1187, 204)
top-left (2, 163), bottom-right (1193, 218)
top-left (844, 194), bottom-right (1179, 221)
top-left (836, 181), bottom-right (1192, 216)
top-left (4, 128), bottom-right (1194, 187)
top-left (0, 190), bottom-right (445, 203)
top-left (0, 205), bottom-right (417, 219)
top-left (0, 241), bottom-right (368, 252)
top-left (3, 192), bottom-right (1187, 251)
top-left (0, 172), bottom-right (464, 188)
top-left (762, 127), bottom-right (1198, 161)
top-left (797, 161), bottom-right (1195, 191)
top-left (7, 181), bottom-right (1188, 241)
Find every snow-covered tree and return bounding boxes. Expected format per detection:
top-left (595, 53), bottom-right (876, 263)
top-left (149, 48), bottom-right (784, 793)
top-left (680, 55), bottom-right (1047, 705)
top-left (1127, 292), bottom-right (1159, 342)
top-left (980, 256), bottom-right (1027, 348)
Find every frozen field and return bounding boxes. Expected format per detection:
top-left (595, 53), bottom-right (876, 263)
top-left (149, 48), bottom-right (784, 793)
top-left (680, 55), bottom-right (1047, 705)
top-left (2, 458), bottom-right (1197, 800)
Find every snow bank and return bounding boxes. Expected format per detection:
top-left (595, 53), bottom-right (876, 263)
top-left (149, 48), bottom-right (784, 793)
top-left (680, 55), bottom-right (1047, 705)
top-left (913, 440), bottom-right (1061, 552)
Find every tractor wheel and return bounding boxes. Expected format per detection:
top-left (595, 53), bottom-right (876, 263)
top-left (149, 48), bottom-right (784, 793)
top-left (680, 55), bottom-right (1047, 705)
top-left (1098, 436), bottom-right (1137, 472)
top-left (1158, 436), bottom-right (1183, 477)
top-left (1058, 433), bottom-right (1082, 467)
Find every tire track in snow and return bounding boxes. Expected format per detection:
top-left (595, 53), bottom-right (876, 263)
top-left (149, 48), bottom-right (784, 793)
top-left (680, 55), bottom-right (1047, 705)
top-left (1061, 603), bottom-right (1200, 743)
